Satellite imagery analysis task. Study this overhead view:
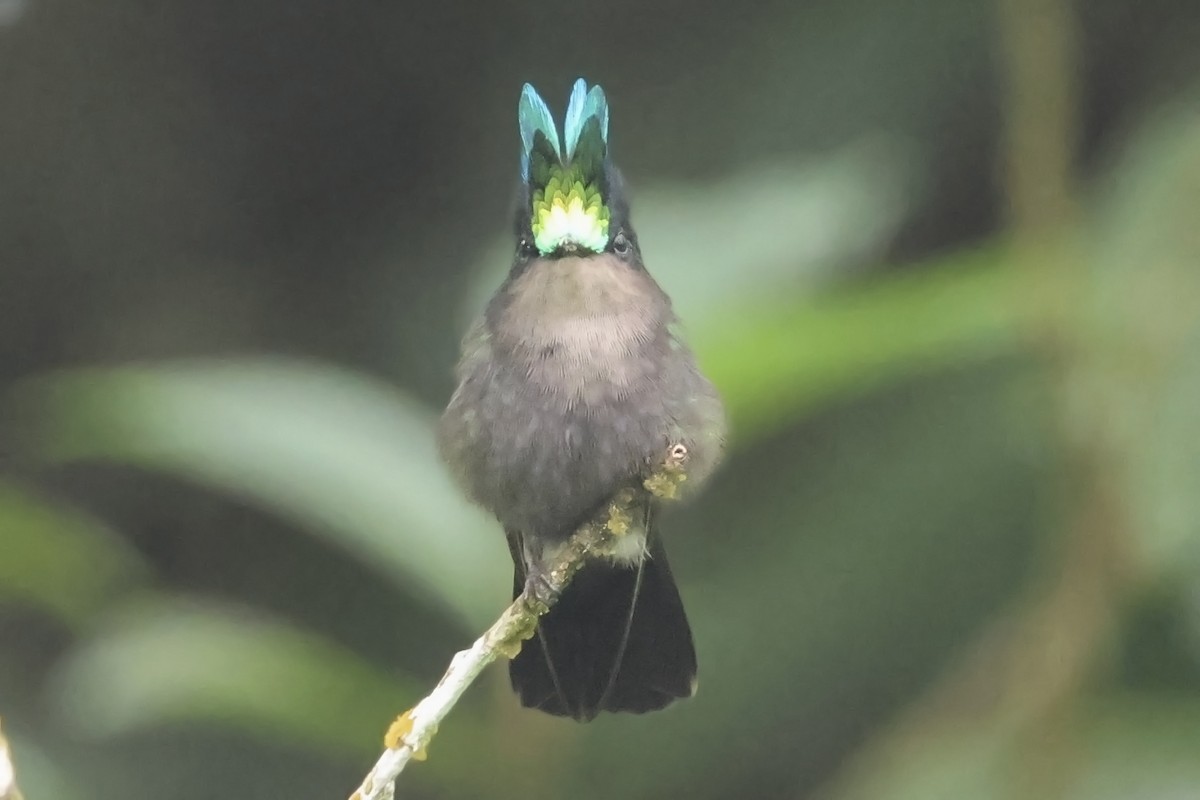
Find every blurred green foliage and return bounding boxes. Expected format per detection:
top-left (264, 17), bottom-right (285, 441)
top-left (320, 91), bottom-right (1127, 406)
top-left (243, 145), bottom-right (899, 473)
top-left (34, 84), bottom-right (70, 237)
top-left (2, 1), bottom-right (1200, 799)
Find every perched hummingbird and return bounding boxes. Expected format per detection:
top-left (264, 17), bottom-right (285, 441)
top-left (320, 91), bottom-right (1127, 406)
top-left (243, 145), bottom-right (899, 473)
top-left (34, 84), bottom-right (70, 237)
top-left (437, 79), bottom-right (726, 721)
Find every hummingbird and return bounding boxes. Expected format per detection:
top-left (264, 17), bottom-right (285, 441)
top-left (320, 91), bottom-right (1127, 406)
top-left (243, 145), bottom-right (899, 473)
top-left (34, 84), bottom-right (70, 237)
top-left (437, 78), bottom-right (727, 721)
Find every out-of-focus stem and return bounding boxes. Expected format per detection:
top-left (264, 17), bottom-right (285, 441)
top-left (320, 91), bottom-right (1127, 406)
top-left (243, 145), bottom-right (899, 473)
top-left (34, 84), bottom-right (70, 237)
top-left (998, 0), bottom-right (1080, 242)
top-left (821, 3), bottom-right (1137, 800)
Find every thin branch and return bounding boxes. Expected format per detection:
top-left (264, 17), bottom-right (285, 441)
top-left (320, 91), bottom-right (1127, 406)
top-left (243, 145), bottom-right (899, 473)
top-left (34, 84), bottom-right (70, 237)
top-left (347, 443), bottom-right (692, 800)
top-left (0, 717), bottom-right (26, 800)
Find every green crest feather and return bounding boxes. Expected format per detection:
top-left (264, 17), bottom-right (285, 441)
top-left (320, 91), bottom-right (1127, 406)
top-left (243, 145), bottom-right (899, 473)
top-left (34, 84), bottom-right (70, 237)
top-left (519, 79), bottom-right (611, 255)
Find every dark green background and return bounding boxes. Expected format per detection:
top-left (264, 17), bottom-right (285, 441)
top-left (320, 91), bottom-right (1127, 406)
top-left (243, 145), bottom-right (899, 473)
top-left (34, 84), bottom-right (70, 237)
top-left (2, 1), bottom-right (1199, 798)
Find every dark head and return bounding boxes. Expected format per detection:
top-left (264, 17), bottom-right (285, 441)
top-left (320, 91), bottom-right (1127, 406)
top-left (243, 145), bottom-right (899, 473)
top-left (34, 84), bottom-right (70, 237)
top-left (511, 79), bottom-right (642, 271)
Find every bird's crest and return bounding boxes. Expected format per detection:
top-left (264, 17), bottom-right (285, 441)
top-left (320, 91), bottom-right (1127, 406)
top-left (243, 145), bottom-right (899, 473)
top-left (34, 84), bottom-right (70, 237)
top-left (519, 79), bottom-right (611, 255)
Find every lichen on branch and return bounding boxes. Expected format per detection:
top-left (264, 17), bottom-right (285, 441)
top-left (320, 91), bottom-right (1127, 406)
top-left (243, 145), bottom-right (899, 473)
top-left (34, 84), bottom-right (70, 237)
top-left (347, 443), bottom-right (691, 800)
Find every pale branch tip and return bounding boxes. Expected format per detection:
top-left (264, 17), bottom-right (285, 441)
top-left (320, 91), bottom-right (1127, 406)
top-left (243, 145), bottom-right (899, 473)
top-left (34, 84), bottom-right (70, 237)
top-left (347, 443), bottom-right (690, 800)
top-left (0, 716), bottom-right (25, 800)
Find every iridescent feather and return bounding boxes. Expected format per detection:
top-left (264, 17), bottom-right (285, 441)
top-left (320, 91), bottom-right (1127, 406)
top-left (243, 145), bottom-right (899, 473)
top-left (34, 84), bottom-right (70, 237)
top-left (563, 79), bottom-right (609, 165)
top-left (519, 83), bottom-right (562, 184)
top-left (520, 78), bottom-right (612, 254)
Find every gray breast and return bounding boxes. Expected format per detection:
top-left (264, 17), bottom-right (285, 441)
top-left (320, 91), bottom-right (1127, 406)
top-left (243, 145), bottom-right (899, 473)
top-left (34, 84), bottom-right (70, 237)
top-left (491, 254), bottom-right (671, 407)
top-left (438, 254), bottom-right (726, 540)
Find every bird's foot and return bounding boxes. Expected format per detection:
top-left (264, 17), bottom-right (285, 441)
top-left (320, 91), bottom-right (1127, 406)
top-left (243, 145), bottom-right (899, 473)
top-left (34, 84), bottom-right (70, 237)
top-left (524, 567), bottom-right (561, 608)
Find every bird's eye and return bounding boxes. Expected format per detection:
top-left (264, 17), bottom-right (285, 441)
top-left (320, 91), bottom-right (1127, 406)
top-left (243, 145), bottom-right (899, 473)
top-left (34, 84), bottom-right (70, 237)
top-left (612, 231), bottom-right (632, 256)
top-left (517, 238), bottom-right (536, 258)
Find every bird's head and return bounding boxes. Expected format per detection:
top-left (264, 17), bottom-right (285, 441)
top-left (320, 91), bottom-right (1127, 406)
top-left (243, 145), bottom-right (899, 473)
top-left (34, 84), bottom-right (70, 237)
top-left (515, 79), bottom-right (637, 261)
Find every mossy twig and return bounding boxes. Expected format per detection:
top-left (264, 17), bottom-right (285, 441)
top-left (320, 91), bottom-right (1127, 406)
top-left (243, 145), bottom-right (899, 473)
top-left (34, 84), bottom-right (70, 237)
top-left (347, 443), bottom-right (690, 800)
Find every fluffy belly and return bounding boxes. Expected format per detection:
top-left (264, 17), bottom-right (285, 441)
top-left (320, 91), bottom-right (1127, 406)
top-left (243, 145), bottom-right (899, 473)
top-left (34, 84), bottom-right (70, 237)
top-left (466, 368), bottom-right (667, 540)
top-left (440, 255), bottom-right (725, 539)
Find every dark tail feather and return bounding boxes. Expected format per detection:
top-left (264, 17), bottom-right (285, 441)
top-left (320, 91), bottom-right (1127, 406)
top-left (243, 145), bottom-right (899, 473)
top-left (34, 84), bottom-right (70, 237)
top-left (507, 532), bottom-right (697, 722)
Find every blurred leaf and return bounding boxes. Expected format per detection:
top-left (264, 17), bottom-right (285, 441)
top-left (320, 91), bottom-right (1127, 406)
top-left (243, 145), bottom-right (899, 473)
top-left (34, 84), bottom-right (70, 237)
top-left (0, 482), bottom-right (146, 627)
top-left (699, 246), bottom-right (1021, 443)
top-left (12, 358), bottom-right (506, 627)
top-left (49, 597), bottom-right (423, 757)
top-left (822, 693), bottom-right (1200, 800)
top-left (0, 0), bottom-right (26, 28)
top-left (624, 138), bottom-right (919, 319)
top-left (1068, 693), bottom-right (1200, 799)
top-left (0, 729), bottom-right (84, 800)
top-left (461, 137), bottom-right (918, 326)
top-left (787, 106), bottom-right (1200, 800)
top-left (820, 724), bottom-right (1016, 800)
top-left (1078, 104), bottom-right (1200, 580)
